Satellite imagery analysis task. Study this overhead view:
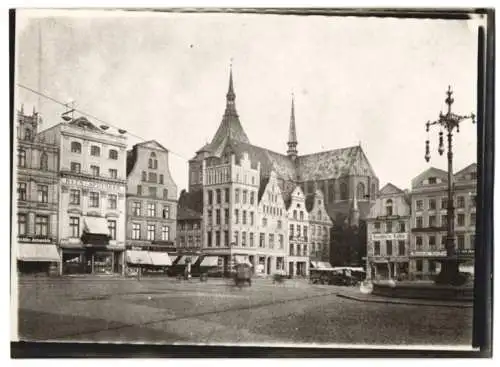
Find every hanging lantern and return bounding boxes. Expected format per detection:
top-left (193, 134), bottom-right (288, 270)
top-left (438, 131), bottom-right (444, 155)
top-left (425, 140), bottom-right (431, 162)
top-left (456, 124), bottom-right (460, 133)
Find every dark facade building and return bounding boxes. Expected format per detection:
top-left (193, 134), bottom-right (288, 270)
top-left (15, 106), bottom-right (60, 275)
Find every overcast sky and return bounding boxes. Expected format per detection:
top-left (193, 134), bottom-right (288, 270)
top-left (16, 10), bottom-right (480, 192)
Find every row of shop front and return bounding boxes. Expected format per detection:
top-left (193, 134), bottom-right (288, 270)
top-left (366, 249), bottom-right (475, 281)
top-left (17, 243), bottom-right (312, 278)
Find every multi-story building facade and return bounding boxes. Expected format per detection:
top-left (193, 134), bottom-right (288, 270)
top-left (125, 141), bottom-right (178, 266)
top-left (37, 116), bottom-right (127, 275)
top-left (202, 152), bottom-right (262, 273)
top-left (286, 186), bottom-right (310, 276)
top-left (366, 183), bottom-right (411, 281)
top-left (182, 68), bottom-right (379, 270)
top-left (255, 171), bottom-right (288, 275)
top-left (306, 189), bottom-right (333, 264)
top-left (15, 106), bottom-right (60, 275)
top-left (176, 207), bottom-right (202, 254)
top-left (409, 164), bottom-right (477, 280)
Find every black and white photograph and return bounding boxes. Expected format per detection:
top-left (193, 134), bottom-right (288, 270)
top-left (9, 7), bottom-right (494, 356)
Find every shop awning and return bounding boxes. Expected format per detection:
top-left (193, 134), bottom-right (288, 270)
top-left (316, 261), bottom-right (333, 269)
top-left (83, 217), bottom-right (110, 236)
top-left (125, 250), bottom-right (152, 265)
top-left (234, 255), bottom-right (253, 267)
top-left (176, 256), bottom-right (199, 265)
top-left (149, 252), bottom-right (172, 266)
top-left (18, 243), bottom-right (60, 262)
top-left (200, 256), bottom-right (219, 267)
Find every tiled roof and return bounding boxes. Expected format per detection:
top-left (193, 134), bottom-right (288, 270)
top-left (297, 146), bottom-right (373, 181)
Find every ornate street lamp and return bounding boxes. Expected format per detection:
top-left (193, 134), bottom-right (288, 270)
top-left (425, 86), bottom-right (475, 285)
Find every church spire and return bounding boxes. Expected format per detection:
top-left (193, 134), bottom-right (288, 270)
top-left (226, 62), bottom-right (235, 103)
top-left (287, 93), bottom-right (298, 159)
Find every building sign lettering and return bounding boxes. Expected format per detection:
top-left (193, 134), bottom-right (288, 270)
top-left (371, 233), bottom-right (407, 241)
top-left (18, 236), bottom-right (52, 244)
top-left (62, 177), bottom-right (125, 193)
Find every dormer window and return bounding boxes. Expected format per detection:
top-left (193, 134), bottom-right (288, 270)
top-left (385, 199), bottom-right (393, 216)
top-left (428, 177), bottom-right (437, 184)
top-left (71, 141), bottom-right (82, 153)
top-left (148, 152), bottom-right (158, 169)
top-left (24, 128), bottom-right (32, 141)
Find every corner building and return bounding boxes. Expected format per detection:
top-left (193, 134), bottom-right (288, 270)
top-left (15, 106), bottom-right (60, 275)
top-left (409, 164), bottom-right (477, 280)
top-left (37, 116), bottom-right (127, 275)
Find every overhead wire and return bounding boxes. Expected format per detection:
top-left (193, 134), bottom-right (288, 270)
top-left (16, 83), bottom-right (192, 162)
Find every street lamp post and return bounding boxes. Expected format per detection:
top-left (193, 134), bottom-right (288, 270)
top-left (425, 86), bottom-right (475, 285)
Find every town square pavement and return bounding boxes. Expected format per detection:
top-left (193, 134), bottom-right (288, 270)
top-left (15, 276), bottom-right (473, 346)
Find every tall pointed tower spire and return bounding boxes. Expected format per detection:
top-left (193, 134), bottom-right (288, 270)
top-left (226, 62), bottom-right (235, 103)
top-left (208, 62), bottom-right (250, 151)
top-left (287, 93), bottom-right (298, 159)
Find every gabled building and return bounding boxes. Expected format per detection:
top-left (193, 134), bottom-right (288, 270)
top-left (15, 106), bottom-right (60, 275)
top-left (286, 185), bottom-right (310, 276)
top-left (306, 190), bottom-right (333, 263)
top-left (255, 171), bottom-right (288, 275)
top-left (184, 68), bottom-right (379, 269)
top-left (37, 116), bottom-right (127, 275)
top-left (366, 183), bottom-right (411, 281)
top-left (409, 164), bottom-right (477, 280)
top-left (125, 140), bottom-right (178, 267)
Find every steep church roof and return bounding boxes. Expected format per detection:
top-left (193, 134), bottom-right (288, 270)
top-left (297, 145), bottom-right (376, 181)
top-left (209, 67), bottom-right (250, 152)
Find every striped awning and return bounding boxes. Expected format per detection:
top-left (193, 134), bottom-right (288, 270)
top-left (149, 252), bottom-right (172, 266)
top-left (200, 256), bottom-right (219, 267)
top-left (18, 244), bottom-right (60, 262)
top-left (125, 250), bottom-right (152, 265)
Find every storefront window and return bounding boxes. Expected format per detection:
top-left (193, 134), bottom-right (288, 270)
top-left (94, 252), bottom-right (113, 274)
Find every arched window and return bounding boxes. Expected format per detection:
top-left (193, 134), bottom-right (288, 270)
top-left (357, 182), bottom-right (365, 200)
top-left (18, 149), bottom-right (26, 168)
top-left (329, 184), bottom-right (335, 202)
top-left (109, 149), bottom-right (118, 160)
top-left (40, 152), bottom-right (48, 170)
top-left (149, 152), bottom-right (158, 169)
top-left (71, 141), bottom-right (82, 153)
top-left (90, 145), bottom-right (101, 157)
top-left (340, 182), bottom-right (348, 200)
top-left (24, 129), bottom-right (32, 141)
top-left (386, 199), bottom-right (393, 216)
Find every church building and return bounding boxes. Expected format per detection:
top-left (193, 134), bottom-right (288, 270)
top-left (181, 67), bottom-right (379, 268)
